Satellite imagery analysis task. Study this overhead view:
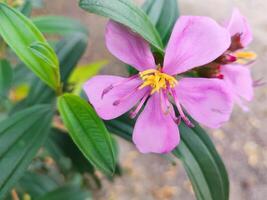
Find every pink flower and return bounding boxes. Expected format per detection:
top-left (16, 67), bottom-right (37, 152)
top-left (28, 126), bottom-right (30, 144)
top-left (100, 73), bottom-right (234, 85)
top-left (84, 16), bottom-right (233, 153)
top-left (220, 9), bottom-right (255, 111)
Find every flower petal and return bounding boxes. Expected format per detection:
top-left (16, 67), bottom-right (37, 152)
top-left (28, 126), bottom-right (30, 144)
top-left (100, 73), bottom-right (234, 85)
top-left (83, 75), bottom-right (148, 120)
top-left (226, 8), bottom-right (252, 47)
top-left (221, 64), bottom-right (253, 110)
top-left (105, 20), bottom-right (155, 71)
top-left (133, 93), bottom-right (180, 154)
top-left (175, 78), bottom-right (233, 128)
top-left (163, 16), bottom-right (230, 75)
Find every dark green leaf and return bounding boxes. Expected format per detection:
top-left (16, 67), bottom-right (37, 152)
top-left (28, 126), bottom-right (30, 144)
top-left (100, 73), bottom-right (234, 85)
top-left (48, 128), bottom-right (96, 174)
top-left (57, 94), bottom-right (116, 174)
top-left (33, 16), bottom-right (88, 36)
top-left (79, 0), bottom-right (163, 53)
top-left (0, 3), bottom-right (60, 90)
top-left (18, 172), bottom-right (59, 199)
top-left (0, 105), bottom-right (53, 198)
top-left (19, 1), bottom-right (32, 17)
top-left (12, 64), bottom-right (33, 87)
top-left (0, 59), bottom-right (13, 97)
top-left (173, 122), bottom-right (229, 200)
top-left (36, 185), bottom-right (91, 200)
top-left (142, 0), bottom-right (179, 46)
top-left (106, 116), bottom-right (229, 200)
top-left (56, 34), bottom-right (88, 83)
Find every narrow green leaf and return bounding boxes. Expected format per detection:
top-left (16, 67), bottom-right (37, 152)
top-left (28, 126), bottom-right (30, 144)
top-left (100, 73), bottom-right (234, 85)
top-left (173, 122), bottom-right (229, 200)
top-left (33, 16), bottom-right (88, 36)
top-left (0, 3), bottom-right (60, 90)
top-left (48, 128), bottom-right (96, 175)
top-left (106, 116), bottom-right (229, 200)
top-left (0, 59), bottom-right (13, 97)
top-left (29, 41), bottom-right (59, 70)
top-left (57, 94), bottom-right (116, 174)
top-left (18, 172), bottom-right (59, 199)
top-left (11, 34), bottom-right (88, 112)
top-left (19, 1), bottom-right (32, 17)
top-left (142, 0), bottom-right (179, 46)
top-left (36, 185), bottom-right (92, 200)
top-left (0, 105), bottom-right (53, 198)
top-left (79, 0), bottom-right (164, 53)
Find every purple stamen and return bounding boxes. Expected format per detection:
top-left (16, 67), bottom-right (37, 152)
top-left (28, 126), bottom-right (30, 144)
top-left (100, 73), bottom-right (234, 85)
top-left (253, 78), bottom-right (266, 87)
top-left (112, 86), bottom-right (139, 106)
top-left (160, 90), bottom-right (171, 115)
top-left (101, 74), bottom-right (139, 99)
top-left (171, 89), bottom-right (194, 128)
top-left (129, 92), bottom-right (150, 118)
top-left (101, 85), bottom-right (113, 99)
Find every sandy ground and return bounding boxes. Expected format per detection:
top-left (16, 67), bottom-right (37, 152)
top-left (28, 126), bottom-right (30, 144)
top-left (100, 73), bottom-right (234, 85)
top-left (40, 0), bottom-right (267, 199)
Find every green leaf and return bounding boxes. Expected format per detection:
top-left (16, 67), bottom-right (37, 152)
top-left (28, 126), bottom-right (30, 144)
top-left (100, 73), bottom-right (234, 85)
top-left (19, 1), bottom-right (32, 17)
top-left (0, 59), bottom-right (13, 97)
top-left (172, 122), bottom-right (229, 200)
top-left (142, 0), bottom-right (179, 46)
top-left (29, 42), bottom-right (59, 69)
top-left (57, 94), bottom-right (116, 174)
top-left (106, 116), bottom-right (229, 200)
top-left (68, 60), bottom-right (107, 95)
top-left (56, 34), bottom-right (88, 84)
top-left (47, 128), bottom-right (96, 175)
top-left (28, 0), bottom-right (44, 8)
top-left (12, 64), bottom-right (33, 87)
top-left (0, 105), bottom-right (53, 198)
top-left (79, 0), bottom-right (164, 53)
top-left (18, 172), bottom-right (59, 199)
top-left (11, 34), bottom-right (88, 112)
top-left (33, 16), bottom-right (88, 36)
top-left (36, 185), bottom-right (92, 200)
top-left (0, 3), bottom-right (60, 91)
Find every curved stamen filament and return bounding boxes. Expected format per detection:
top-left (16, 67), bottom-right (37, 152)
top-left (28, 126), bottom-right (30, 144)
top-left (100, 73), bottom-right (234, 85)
top-left (129, 92), bottom-right (150, 118)
top-left (160, 90), bottom-right (171, 115)
top-left (160, 90), bottom-right (182, 124)
top-left (113, 86), bottom-right (139, 106)
top-left (171, 89), bottom-right (194, 127)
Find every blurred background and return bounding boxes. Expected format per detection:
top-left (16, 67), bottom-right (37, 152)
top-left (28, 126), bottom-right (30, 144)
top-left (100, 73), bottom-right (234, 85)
top-left (36, 0), bottom-right (267, 199)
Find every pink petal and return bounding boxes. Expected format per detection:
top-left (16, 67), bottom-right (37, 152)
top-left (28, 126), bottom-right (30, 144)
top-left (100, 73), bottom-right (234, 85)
top-left (221, 64), bottom-right (253, 110)
top-left (175, 78), bottom-right (233, 128)
top-left (83, 75), bottom-right (148, 120)
top-left (163, 16), bottom-right (230, 75)
top-left (133, 93), bottom-right (180, 154)
top-left (105, 20), bottom-right (156, 71)
top-left (226, 8), bottom-right (252, 47)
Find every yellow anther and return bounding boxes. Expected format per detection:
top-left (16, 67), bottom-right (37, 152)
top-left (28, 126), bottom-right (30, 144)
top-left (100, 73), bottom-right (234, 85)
top-left (139, 69), bottom-right (178, 94)
top-left (234, 51), bottom-right (257, 64)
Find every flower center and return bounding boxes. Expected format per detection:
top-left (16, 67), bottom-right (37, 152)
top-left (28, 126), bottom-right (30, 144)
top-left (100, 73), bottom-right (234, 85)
top-left (138, 69), bottom-right (178, 94)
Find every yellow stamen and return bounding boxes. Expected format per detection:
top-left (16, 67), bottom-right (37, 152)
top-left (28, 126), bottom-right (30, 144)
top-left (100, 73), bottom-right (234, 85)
top-left (234, 51), bottom-right (257, 64)
top-left (139, 69), bottom-right (178, 94)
